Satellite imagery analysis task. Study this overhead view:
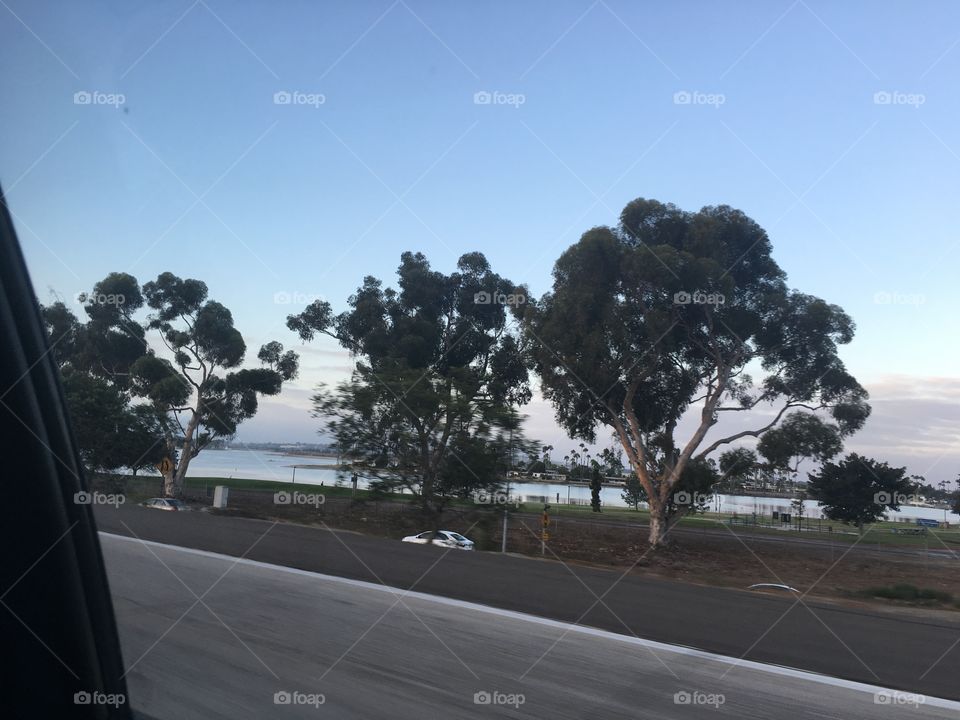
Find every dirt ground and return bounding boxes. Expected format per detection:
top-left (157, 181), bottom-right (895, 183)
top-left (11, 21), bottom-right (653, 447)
top-left (510, 518), bottom-right (960, 604)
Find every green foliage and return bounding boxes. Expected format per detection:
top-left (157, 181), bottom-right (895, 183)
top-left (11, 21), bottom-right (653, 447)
top-left (622, 474), bottom-right (646, 510)
top-left (60, 369), bottom-right (164, 473)
top-left (598, 446), bottom-right (625, 477)
top-left (288, 252), bottom-right (531, 517)
top-left (860, 584), bottom-right (952, 603)
top-left (666, 457), bottom-right (718, 517)
top-left (42, 272), bottom-right (298, 492)
top-left (718, 447), bottom-right (758, 488)
top-left (807, 454), bottom-right (915, 530)
top-left (757, 412), bottom-right (842, 473)
top-left (590, 465), bottom-right (602, 512)
top-left (521, 198), bottom-right (870, 544)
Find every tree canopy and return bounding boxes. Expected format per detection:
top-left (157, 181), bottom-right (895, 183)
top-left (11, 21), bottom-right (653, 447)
top-left (287, 251), bottom-right (532, 519)
top-left (807, 454), bottom-right (915, 531)
top-left (520, 198), bottom-right (870, 545)
top-left (42, 272), bottom-right (298, 495)
top-left (757, 411), bottom-right (843, 475)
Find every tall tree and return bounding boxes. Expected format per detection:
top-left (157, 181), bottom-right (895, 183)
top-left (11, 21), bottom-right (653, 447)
top-left (135, 273), bottom-right (299, 495)
top-left (287, 252), bottom-right (531, 523)
top-left (43, 272), bottom-right (299, 496)
top-left (521, 199), bottom-right (870, 546)
top-left (807, 454), bottom-right (914, 533)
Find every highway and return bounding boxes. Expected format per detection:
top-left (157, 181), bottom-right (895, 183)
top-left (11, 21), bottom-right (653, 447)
top-left (103, 532), bottom-right (959, 719)
top-left (94, 504), bottom-right (960, 704)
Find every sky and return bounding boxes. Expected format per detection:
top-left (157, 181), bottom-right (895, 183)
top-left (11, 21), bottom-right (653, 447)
top-left (3, 0), bottom-right (960, 486)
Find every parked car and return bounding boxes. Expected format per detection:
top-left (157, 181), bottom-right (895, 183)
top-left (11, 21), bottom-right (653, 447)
top-left (401, 530), bottom-right (475, 550)
top-left (142, 497), bottom-right (188, 511)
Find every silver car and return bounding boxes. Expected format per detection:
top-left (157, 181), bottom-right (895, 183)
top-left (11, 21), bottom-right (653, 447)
top-left (142, 497), bottom-right (188, 511)
top-left (401, 530), bottom-right (475, 550)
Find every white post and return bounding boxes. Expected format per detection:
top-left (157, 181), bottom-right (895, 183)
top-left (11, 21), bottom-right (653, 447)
top-left (501, 509), bottom-right (508, 553)
top-left (213, 485), bottom-right (229, 509)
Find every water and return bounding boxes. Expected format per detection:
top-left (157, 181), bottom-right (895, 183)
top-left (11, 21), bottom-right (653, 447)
top-left (186, 449), bottom-right (960, 523)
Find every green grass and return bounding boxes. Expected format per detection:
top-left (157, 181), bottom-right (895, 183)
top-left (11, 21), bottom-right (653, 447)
top-left (858, 584), bottom-right (953, 603)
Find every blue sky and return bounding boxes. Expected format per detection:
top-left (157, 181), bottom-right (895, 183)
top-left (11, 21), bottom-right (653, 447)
top-left (4, 1), bottom-right (960, 483)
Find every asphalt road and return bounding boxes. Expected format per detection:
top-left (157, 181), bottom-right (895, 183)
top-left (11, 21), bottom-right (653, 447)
top-left (103, 533), bottom-right (960, 719)
top-left (94, 504), bottom-right (960, 702)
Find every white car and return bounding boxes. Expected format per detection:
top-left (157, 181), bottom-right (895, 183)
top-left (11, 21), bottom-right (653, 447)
top-left (401, 530), bottom-right (475, 550)
top-left (142, 497), bottom-right (188, 511)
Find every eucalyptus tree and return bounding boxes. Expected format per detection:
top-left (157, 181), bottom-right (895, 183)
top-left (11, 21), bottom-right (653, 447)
top-left (520, 198), bottom-right (870, 546)
top-left (43, 271), bottom-right (299, 496)
top-left (286, 251), bottom-right (531, 522)
top-left (133, 273), bottom-right (299, 495)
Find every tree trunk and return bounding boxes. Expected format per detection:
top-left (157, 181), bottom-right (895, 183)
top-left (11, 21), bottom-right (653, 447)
top-left (162, 464), bottom-right (177, 497)
top-left (173, 451), bottom-right (195, 497)
top-left (647, 497), bottom-right (670, 546)
top-left (167, 411), bottom-right (202, 497)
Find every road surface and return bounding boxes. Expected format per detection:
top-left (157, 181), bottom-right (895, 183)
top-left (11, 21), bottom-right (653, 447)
top-left (103, 534), bottom-right (960, 719)
top-left (94, 504), bottom-right (960, 702)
